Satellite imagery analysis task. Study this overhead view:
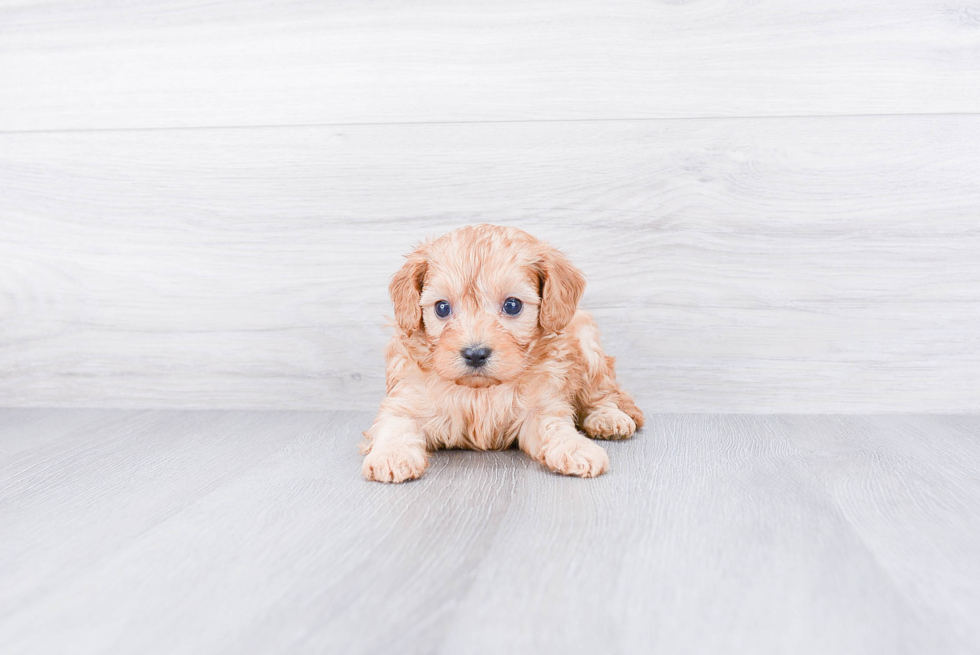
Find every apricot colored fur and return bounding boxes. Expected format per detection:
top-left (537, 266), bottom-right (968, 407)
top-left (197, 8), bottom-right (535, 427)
top-left (362, 224), bottom-right (643, 482)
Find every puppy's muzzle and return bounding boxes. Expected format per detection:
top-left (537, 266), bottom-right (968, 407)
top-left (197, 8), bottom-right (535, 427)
top-left (461, 345), bottom-right (492, 369)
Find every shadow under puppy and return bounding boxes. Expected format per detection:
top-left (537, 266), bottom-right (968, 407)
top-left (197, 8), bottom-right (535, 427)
top-left (362, 224), bottom-right (643, 482)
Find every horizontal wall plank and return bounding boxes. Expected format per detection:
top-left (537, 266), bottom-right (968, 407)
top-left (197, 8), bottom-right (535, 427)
top-left (2, 0), bottom-right (980, 131)
top-left (0, 115), bottom-right (978, 411)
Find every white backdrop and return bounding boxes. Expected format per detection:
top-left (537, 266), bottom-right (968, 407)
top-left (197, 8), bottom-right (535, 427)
top-left (1, 1), bottom-right (978, 412)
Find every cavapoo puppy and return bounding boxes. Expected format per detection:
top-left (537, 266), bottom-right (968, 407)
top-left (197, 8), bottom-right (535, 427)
top-left (362, 224), bottom-right (643, 482)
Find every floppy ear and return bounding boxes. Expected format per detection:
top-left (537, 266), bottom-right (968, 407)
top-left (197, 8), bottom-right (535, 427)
top-left (536, 245), bottom-right (586, 333)
top-left (389, 247), bottom-right (428, 334)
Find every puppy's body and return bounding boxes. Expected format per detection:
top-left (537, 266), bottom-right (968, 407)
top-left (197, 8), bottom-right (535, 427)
top-left (363, 225), bottom-right (643, 482)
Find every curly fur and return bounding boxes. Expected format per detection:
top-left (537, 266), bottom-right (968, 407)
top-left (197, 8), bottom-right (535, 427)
top-left (362, 224), bottom-right (643, 482)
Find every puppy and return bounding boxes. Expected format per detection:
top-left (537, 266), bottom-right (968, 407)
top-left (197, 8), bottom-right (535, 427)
top-left (362, 224), bottom-right (643, 482)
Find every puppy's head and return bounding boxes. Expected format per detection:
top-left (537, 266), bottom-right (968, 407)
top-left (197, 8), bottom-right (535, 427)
top-left (390, 224), bottom-right (585, 387)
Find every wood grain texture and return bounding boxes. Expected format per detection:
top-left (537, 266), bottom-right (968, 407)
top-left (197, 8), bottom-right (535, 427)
top-left (781, 414), bottom-right (980, 652)
top-left (1, 410), bottom-right (978, 653)
top-left (2, 0), bottom-right (980, 131)
top-left (1, 116), bottom-right (978, 411)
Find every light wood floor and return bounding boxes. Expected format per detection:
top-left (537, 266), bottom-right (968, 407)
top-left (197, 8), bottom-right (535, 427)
top-left (1, 410), bottom-right (978, 654)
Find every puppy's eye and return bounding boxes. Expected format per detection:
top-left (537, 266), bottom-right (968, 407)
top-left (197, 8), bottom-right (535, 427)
top-left (502, 297), bottom-right (523, 316)
top-left (434, 300), bottom-right (452, 318)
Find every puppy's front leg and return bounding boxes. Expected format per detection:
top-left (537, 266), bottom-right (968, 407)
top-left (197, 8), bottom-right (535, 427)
top-left (362, 412), bottom-right (428, 483)
top-left (519, 411), bottom-right (609, 478)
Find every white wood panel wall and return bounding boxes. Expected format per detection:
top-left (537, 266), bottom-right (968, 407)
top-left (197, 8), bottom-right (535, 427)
top-left (1, 1), bottom-right (978, 411)
top-left (2, 0), bottom-right (980, 130)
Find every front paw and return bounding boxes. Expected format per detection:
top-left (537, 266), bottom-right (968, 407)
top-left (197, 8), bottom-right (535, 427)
top-left (362, 445), bottom-right (428, 483)
top-left (539, 435), bottom-right (609, 478)
top-left (582, 405), bottom-right (636, 440)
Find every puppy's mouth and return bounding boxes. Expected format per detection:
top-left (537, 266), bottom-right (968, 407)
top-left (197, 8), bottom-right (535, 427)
top-left (454, 372), bottom-right (501, 388)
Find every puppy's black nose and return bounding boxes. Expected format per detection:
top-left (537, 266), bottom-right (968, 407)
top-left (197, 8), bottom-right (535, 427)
top-left (461, 346), bottom-right (492, 369)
